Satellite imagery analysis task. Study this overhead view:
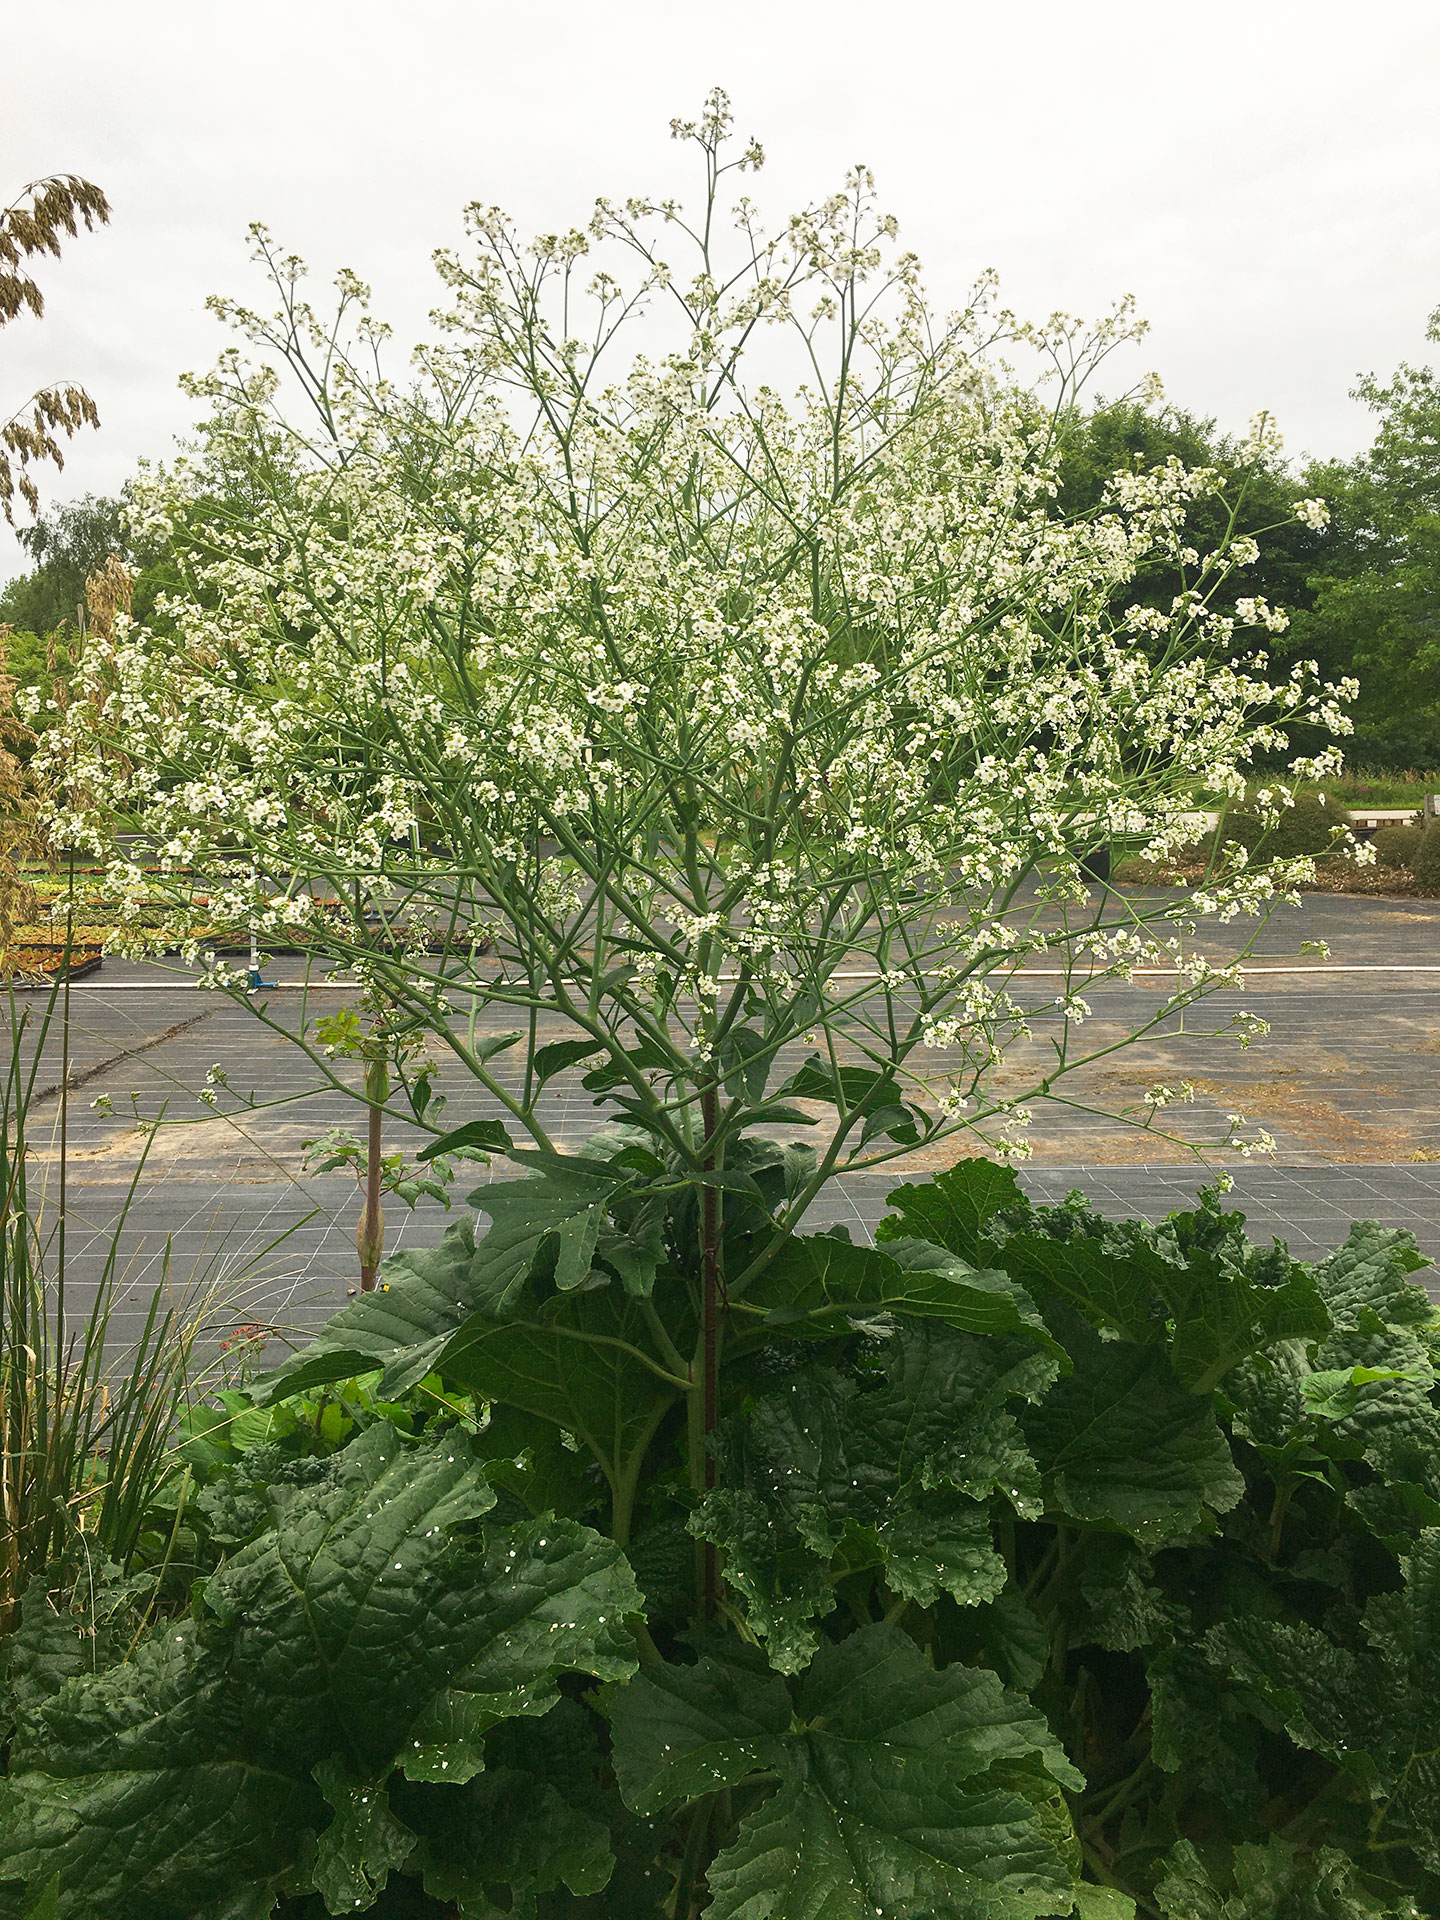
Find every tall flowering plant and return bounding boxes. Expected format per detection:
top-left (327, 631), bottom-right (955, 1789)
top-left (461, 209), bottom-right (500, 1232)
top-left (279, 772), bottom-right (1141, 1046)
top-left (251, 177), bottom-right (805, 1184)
top-left (22, 97), bottom-right (1425, 1920)
top-left (52, 99), bottom-right (1346, 1200)
top-left (49, 93), bottom-right (1355, 1443)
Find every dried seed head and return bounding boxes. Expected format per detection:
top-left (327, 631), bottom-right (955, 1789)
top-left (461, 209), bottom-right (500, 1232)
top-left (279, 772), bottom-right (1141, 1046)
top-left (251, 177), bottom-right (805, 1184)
top-left (0, 174), bottom-right (110, 523)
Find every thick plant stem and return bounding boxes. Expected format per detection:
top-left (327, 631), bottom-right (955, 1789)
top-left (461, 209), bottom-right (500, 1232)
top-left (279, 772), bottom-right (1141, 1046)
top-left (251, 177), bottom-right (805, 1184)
top-left (699, 1079), bottom-right (722, 1615)
top-left (1268, 1477), bottom-right (1296, 1559)
top-left (675, 1796), bottom-right (714, 1920)
top-left (357, 1058), bottom-right (387, 1291)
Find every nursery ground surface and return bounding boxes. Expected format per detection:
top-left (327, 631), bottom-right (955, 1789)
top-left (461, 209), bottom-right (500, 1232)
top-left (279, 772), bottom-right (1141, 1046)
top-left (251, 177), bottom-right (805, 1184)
top-left (12, 886), bottom-right (1440, 1353)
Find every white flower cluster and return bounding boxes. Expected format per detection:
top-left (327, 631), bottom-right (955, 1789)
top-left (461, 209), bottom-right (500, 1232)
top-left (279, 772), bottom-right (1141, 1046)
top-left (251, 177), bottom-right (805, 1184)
top-left (41, 99), bottom-right (1357, 1173)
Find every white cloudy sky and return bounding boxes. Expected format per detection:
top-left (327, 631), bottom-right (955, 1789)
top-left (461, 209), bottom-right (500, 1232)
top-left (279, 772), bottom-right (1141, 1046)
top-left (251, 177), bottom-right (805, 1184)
top-left (4, 0), bottom-right (1439, 579)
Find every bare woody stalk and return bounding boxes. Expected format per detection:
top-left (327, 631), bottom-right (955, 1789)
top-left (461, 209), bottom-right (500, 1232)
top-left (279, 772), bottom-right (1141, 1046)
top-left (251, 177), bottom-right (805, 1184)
top-left (357, 1057), bottom-right (387, 1291)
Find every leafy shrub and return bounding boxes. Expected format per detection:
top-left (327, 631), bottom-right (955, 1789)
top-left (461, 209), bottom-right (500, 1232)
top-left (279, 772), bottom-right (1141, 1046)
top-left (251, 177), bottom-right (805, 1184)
top-left (1411, 819), bottom-right (1440, 891)
top-left (4, 1156), bottom-right (1439, 1918)
top-left (1215, 792), bottom-right (1347, 860)
top-left (0, 1423), bottom-right (640, 1919)
top-left (1370, 822), bottom-right (1425, 868)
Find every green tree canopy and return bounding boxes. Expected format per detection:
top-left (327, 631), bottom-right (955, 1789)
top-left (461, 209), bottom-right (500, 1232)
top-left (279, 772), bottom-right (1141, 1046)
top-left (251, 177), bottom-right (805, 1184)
top-left (0, 492), bottom-right (128, 635)
top-left (1056, 398), bottom-right (1321, 632)
top-left (1289, 308), bottom-right (1440, 768)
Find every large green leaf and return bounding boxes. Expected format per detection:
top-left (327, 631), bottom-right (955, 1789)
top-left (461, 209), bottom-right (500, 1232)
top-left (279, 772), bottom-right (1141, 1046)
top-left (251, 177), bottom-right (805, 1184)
top-left (999, 1213), bottom-right (1328, 1394)
top-left (202, 1424), bottom-right (500, 1778)
top-left (605, 1636), bottom-right (793, 1812)
top-left (260, 1162), bottom-right (630, 1404)
top-left (0, 1651), bottom-right (305, 1920)
top-left (1148, 1641), bottom-right (1264, 1817)
top-left (257, 1162), bottom-right (688, 1494)
top-left (944, 1589), bottom-right (1052, 1695)
top-left (438, 1283), bottom-right (688, 1495)
top-left (858, 1316), bottom-right (1057, 1508)
top-left (404, 1766), bottom-right (612, 1913)
top-left (309, 1762), bottom-right (415, 1915)
top-left (416, 1116), bottom-right (515, 1160)
top-left (1146, 1190), bottom-right (1333, 1359)
top-left (402, 1510), bottom-right (641, 1784)
top-left (606, 1624), bottom-right (1082, 1920)
top-left (884, 1166), bottom-right (1332, 1393)
top-left (1022, 1316), bottom-right (1244, 1545)
top-left (468, 1403), bottom-right (605, 1521)
top-left (1314, 1221), bottom-right (1436, 1335)
top-left (1226, 1220), bottom-right (1440, 1539)
top-left (396, 1699), bottom-right (617, 1915)
top-left (1076, 1536), bottom-right (1182, 1655)
top-left (695, 1320), bottom-right (1052, 1668)
top-left (743, 1230), bottom-right (1060, 1354)
top-left (880, 1159), bottom-right (1028, 1266)
top-left (258, 1217), bottom-right (482, 1402)
top-left (1154, 1835), bottom-right (1413, 1920)
top-left (692, 1486), bottom-right (840, 1674)
top-left (0, 1425), bottom-right (639, 1919)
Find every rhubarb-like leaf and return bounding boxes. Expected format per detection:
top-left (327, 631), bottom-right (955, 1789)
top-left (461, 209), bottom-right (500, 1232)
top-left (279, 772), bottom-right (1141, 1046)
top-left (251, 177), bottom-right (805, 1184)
top-left (260, 1162), bottom-right (631, 1403)
top-left (0, 1425), bottom-right (638, 1919)
top-left (880, 1158), bottom-right (1028, 1266)
top-left (747, 1230), bottom-right (1058, 1352)
top-left (398, 1702), bottom-right (616, 1911)
top-left (888, 1167), bottom-right (1333, 1393)
top-left (1022, 1316), bottom-right (1243, 1545)
top-left (695, 1322), bottom-right (1048, 1668)
top-left (1154, 1835), bottom-right (1407, 1920)
top-left (438, 1285), bottom-right (688, 1493)
top-left (1208, 1529), bottom-right (1440, 1872)
top-left (607, 1624), bottom-right (1082, 1920)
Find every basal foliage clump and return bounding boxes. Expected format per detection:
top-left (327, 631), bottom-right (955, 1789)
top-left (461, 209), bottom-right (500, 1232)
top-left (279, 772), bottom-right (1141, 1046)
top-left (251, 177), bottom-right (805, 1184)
top-left (3, 1158), bottom-right (1439, 1919)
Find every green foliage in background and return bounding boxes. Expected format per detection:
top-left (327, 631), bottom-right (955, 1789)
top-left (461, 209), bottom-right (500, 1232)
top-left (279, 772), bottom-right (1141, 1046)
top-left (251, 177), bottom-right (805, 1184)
top-left (0, 495), bottom-right (128, 638)
top-left (1212, 792), bottom-right (1348, 862)
top-left (1057, 399), bottom-right (1321, 636)
top-left (0, 492), bottom-right (172, 723)
top-left (1369, 821), bottom-right (1426, 869)
top-left (1031, 333), bottom-right (1440, 775)
top-left (1290, 307), bottom-right (1440, 769)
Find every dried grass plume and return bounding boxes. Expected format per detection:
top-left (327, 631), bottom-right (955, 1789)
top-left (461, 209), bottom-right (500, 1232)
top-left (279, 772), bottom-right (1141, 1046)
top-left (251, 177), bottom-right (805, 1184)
top-left (1, 175), bottom-right (110, 523)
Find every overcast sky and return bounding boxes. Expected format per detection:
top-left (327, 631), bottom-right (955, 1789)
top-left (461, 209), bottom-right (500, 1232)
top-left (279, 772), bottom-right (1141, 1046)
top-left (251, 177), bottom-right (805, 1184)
top-left (4, 0), bottom-right (1439, 580)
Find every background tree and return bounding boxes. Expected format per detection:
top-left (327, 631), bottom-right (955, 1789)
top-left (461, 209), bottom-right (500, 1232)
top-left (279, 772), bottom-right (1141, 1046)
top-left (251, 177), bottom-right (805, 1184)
top-left (0, 491), bottom-right (176, 737)
top-left (1056, 398), bottom-right (1321, 633)
top-left (1287, 307), bottom-right (1440, 768)
top-left (1, 175), bottom-right (110, 524)
top-left (0, 491), bottom-right (128, 634)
